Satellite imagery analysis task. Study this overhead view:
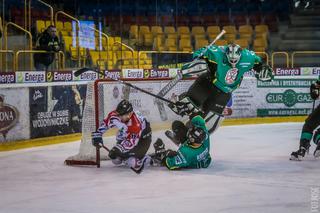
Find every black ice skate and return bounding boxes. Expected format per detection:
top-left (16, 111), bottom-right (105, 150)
top-left (314, 144), bottom-right (320, 158)
top-left (290, 147), bottom-right (307, 161)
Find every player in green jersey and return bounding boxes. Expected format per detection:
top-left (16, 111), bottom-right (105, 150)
top-left (167, 43), bottom-right (274, 139)
top-left (151, 115), bottom-right (212, 170)
top-left (290, 78), bottom-right (320, 160)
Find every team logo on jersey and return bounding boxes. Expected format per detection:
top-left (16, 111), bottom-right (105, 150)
top-left (225, 68), bottom-right (239, 84)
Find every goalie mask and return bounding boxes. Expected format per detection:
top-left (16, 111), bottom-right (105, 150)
top-left (187, 126), bottom-right (207, 145)
top-left (226, 44), bottom-right (242, 67)
top-left (116, 100), bottom-right (133, 115)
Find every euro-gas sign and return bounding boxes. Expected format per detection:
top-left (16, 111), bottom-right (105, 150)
top-left (266, 89), bottom-right (313, 107)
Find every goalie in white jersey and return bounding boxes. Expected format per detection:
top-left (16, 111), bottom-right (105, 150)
top-left (91, 99), bottom-right (152, 173)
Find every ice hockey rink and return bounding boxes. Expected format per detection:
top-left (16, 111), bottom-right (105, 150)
top-left (1, 122), bottom-right (319, 213)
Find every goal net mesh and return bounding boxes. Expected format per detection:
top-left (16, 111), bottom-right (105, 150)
top-left (65, 78), bottom-right (194, 165)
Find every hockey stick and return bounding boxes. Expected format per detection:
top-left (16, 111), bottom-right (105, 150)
top-left (155, 30), bottom-right (226, 120)
top-left (312, 99), bottom-right (316, 112)
top-left (95, 143), bottom-right (110, 168)
top-left (74, 67), bottom-right (177, 105)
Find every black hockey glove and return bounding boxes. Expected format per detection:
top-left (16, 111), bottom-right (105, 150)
top-left (310, 81), bottom-right (320, 100)
top-left (255, 64), bottom-right (274, 82)
top-left (153, 138), bottom-right (166, 156)
top-left (168, 102), bottom-right (190, 117)
top-left (91, 131), bottom-right (103, 147)
top-left (168, 97), bottom-right (203, 117)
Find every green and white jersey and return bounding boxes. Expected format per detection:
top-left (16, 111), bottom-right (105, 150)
top-left (165, 116), bottom-right (212, 169)
top-left (193, 45), bottom-right (262, 93)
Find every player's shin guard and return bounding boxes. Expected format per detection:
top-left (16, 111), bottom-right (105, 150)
top-left (204, 111), bottom-right (224, 134)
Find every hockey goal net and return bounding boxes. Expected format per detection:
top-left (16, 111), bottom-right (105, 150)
top-left (65, 78), bottom-right (194, 166)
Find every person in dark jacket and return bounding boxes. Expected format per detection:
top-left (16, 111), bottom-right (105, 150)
top-left (34, 25), bottom-right (61, 71)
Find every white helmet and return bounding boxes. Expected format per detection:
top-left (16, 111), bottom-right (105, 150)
top-left (225, 44), bottom-right (242, 67)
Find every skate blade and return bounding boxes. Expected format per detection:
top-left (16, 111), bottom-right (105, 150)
top-left (314, 150), bottom-right (320, 158)
top-left (290, 155), bottom-right (302, 161)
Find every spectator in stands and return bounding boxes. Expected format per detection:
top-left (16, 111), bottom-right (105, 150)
top-left (34, 25), bottom-right (61, 71)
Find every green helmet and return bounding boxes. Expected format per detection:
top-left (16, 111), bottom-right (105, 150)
top-left (187, 126), bottom-right (207, 145)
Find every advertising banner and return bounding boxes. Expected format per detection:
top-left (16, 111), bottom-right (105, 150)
top-left (29, 85), bottom-right (87, 138)
top-left (46, 71), bottom-right (73, 82)
top-left (0, 72), bottom-right (16, 84)
top-left (122, 69), bottom-right (144, 79)
top-left (300, 67), bottom-right (320, 76)
top-left (0, 88), bottom-right (30, 142)
top-left (15, 71), bottom-right (46, 83)
top-left (143, 69), bottom-right (170, 78)
top-left (229, 77), bottom-right (318, 118)
top-left (72, 70), bottom-right (98, 81)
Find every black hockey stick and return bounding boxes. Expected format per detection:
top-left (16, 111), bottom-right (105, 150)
top-left (74, 67), bottom-right (177, 106)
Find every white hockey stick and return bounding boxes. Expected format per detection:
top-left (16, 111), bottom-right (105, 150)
top-left (155, 30), bottom-right (226, 121)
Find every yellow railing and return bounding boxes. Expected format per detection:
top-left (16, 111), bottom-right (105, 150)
top-left (37, 0), bottom-right (54, 25)
top-left (255, 52), bottom-right (269, 65)
top-left (291, 51), bottom-right (320, 68)
top-left (4, 22), bottom-right (33, 69)
top-left (271, 51), bottom-right (289, 68)
top-left (113, 41), bottom-right (135, 68)
top-left (58, 51), bottom-right (65, 69)
top-left (87, 26), bottom-right (110, 68)
top-left (0, 50), bottom-right (15, 71)
top-left (55, 11), bottom-right (81, 67)
top-left (137, 50), bottom-right (191, 68)
top-left (15, 50), bottom-right (65, 71)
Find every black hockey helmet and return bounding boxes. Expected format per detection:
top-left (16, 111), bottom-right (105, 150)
top-left (187, 126), bottom-right (207, 145)
top-left (116, 99), bottom-right (133, 115)
top-left (225, 43), bottom-right (242, 67)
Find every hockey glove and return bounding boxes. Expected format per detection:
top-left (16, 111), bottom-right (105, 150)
top-left (310, 81), bottom-right (320, 100)
top-left (91, 131), bottom-right (103, 147)
top-left (153, 138), bottom-right (166, 156)
top-left (168, 97), bottom-right (203, 117)
top-left (168, 102), bottom-right (190, 117)
top-left (255, 64), bottom-right (274, 82)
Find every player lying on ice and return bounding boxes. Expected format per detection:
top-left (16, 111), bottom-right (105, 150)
top-left (91, 99), bottom-right (152, 174)
top-left (166, 43), bottom-right (274, 141)
top-left (149, 115), bottom-right (212, 170)
top-left (290, 78), bottom-right (320, 160)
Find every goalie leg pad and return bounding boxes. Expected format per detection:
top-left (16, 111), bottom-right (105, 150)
top-left (204, 111), bottom-right (224, 134)
top-left (313, 128), bottom-right (320, 145)
top-left (181, 59), bottom-right (208, 77)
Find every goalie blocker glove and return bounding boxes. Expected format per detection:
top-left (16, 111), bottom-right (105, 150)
top-left (91, 131), bottom-right (103, 147)
top-left (254, 64), bottom-right (274, 82)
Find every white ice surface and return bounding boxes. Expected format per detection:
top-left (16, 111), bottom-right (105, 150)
top-left (0, 123), bottom-right (319, 213)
